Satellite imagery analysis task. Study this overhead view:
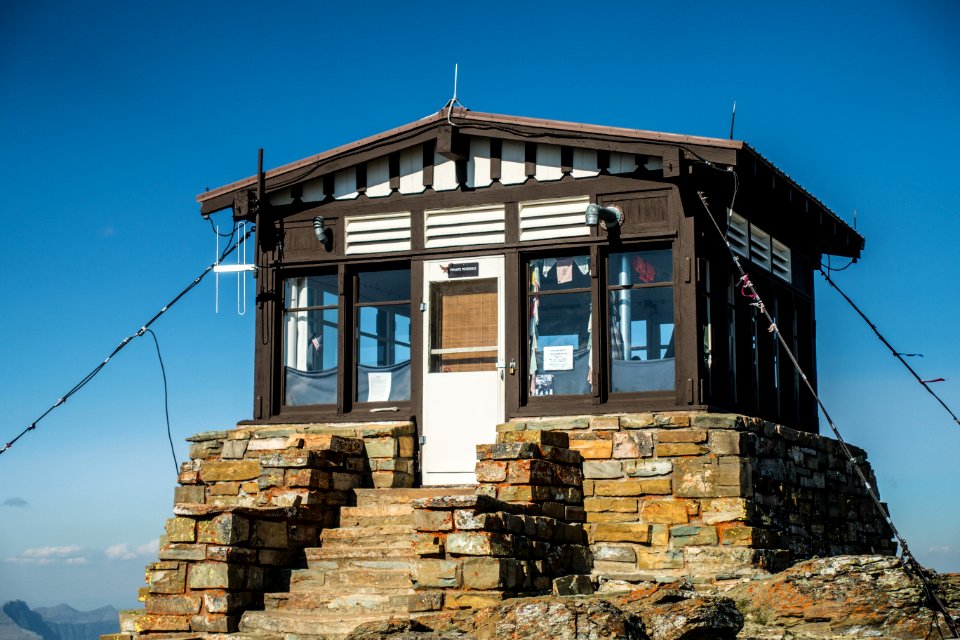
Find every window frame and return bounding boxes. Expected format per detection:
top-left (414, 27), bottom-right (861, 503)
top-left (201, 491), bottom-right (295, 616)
top-left (277, 261), bottom-right (414, 417)
top-left (601, 242), bottom-right (678, 399)
top-left (351, 264), bottom-right (413, 408)
top-left (280, 271), bottom-right (341, 409)
top-left (522, 249), bottom-right (596, 405)
top-left (518, 240), bottom-right (679, 412)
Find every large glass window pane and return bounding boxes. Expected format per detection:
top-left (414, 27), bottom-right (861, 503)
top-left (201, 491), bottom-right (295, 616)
top-left (358, 269), bottom-right (411, 302)
top-left (283, 275), bottom-right (338, 406)
top-left (529, 255), bottom-right (591, 292)
top-left (527, 253), bottom-right (593, 397)
top-left (358, 305), bottom-right (411, 367)
top-left (608, 287), bottom-right (675, 392)
top-left (607, 247), bottom-right (674, 394)
top-left (355, 268), bottom-right (411, 403)
top-left (607, 249), bottom-right (672, 286)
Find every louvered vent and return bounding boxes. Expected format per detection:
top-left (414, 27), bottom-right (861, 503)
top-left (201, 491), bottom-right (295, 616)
top-left (518, 197), bottom-right (591, 242)
top-left (344, 212), bottom-right (412, 255)
top-left (726, 212), bottom-right (749, 258)
top-left (771, 239), bottom-right (792, 282)
top-left (750, 226), bottom-right (772, 269)
top-left (424, 204), bottom-right (506, 248)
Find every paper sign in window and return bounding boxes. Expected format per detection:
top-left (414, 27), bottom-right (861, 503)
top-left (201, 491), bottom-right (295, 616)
top-left (543, 345), bottom-right (574, 371)
top-left (367, 372), bottom-right (392, 402)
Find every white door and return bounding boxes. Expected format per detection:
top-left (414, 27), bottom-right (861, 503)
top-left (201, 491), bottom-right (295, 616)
top-left (421, 256), bottom-right (505, 485)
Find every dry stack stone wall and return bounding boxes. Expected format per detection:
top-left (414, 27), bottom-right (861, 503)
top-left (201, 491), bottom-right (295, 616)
top-left (119, 424), bottom-right (396, 636)
top-left (501, 412), bottom-right (895, 585)
top-left (410, 430), bottom-right (590, 608)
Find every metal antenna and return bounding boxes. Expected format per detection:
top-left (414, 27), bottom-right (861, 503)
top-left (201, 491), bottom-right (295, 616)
top-left (729, 100), bottom-right (737, 140)
top-left (445, 63), bottom-right (467, 125)
top-left (452, 63), bottom-right (459, 103)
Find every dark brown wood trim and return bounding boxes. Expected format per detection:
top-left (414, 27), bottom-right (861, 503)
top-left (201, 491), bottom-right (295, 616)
top-left (524, 142), bottom-right (536, 179)
top-left (389, 153), bottom-right (400, 192)
top-left (490, 138), bottom-right (502, 183)
top-left (504, 201), bottom-right (519, 245)
top-left (422, 141), bottom-right (435, 189)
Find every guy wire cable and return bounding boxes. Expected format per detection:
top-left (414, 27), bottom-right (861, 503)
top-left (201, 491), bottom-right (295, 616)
top-left (0, 225), bottom-right (255, 459)
top-left (820, 268), bottom-right (960, 427)
top-left (696, 179), bottom-right (959, 635)
top-left (144, 328), bottom-right (178, 476)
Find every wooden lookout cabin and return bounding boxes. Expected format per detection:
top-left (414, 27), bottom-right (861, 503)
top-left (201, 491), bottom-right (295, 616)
top-left (116, 109), bottom-right (892, 637)
top-left (197, 108), bottom-right (863, 487)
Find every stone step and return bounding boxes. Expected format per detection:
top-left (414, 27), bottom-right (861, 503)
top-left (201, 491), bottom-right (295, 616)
top-left (290, 566), bottom-right (414, 591)
top-left (340, 503), bottom-right (414, 519)
top-left (353, 486), bottom-right (474, 507)
top-left (265, 590), bottom-right (414, 613)
top-left (338, 513), bottom-right (413, 527)
top-left (319, 525), bottom-right (417, 549)
top-left (338, 502), bottom-right (414, 527)
top-left (307, 558), bottom-right (413, 572)
top-left (306, 546), bottom-right (415, 562)
top-left (240, 610), bottom-right (409, 639)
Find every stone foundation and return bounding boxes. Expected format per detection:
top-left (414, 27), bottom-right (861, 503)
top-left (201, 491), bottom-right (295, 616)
top-left (111, 411), bottom-right (896, 639)
top-left (500, 412), bottom-right (896, 584)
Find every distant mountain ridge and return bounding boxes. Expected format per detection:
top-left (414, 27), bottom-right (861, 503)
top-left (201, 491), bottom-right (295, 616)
top-left (0, 602), bottom-right (117, 640)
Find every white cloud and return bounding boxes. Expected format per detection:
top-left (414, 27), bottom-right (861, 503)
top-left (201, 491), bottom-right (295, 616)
top-left (136, 539), bottom-right (159, 556)
top-left (105, 539), bottom-right (158, 561)
top-left (927, 545), bottom-right (952, 554)
top-left (104, 543), bottom-right (136, 560)
top-left (5, 545), bottom-right (87, 565)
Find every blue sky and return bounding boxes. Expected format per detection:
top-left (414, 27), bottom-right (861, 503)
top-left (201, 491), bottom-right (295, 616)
top-left (1, 0), bottom-right (958, 609)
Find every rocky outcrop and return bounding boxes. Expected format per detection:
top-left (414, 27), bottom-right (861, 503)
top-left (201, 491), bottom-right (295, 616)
top-left (342, 555), bottom-right (958, 640)
top-left (729, 555), bottom-right (959, 639)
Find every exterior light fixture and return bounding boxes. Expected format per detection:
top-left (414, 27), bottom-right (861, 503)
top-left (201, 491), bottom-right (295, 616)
top-left (314, 216), bottom-right (333, 251)
top-left (585, 204), bottom-right (623, 230)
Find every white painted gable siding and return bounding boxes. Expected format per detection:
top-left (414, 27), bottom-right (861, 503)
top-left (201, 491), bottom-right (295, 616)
top-left (500, 140), bottom-right (526, 185)
top-left (399, 145), bottom-right (426, 194)
top-left (535, 144), bottom-right (563, 182)
top-left (433, 153), bottom-right (458, 191)
top-left (467, 137), bottom-right (492, 189)
top-left (334, 166), bottom-right (358, 200)
top-left (366, 156), bottom-right (391, 198)
top-left (572, 148), bottom-right (600, 178)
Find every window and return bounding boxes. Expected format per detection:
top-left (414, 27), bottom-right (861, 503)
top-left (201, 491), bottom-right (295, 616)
top-left (526, 255), bottom-right (593, 396)
top-left (283, 275), bottom-right (339, 406)
top-left (607, 249), bottom-right (675, 393)
top-left (354, 268), bottom-right (412, 403)
top-left (429, 279), bottom-right (498, 373)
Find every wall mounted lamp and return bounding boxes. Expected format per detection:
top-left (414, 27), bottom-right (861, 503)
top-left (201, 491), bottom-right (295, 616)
top-left (585, 204), bottom-right (623, 230)
top-left (314, 216), bottom-right (333, 251)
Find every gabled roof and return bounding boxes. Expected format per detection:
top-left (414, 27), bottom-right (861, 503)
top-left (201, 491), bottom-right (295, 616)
top-left (197, 108), bottom-right (863, 257)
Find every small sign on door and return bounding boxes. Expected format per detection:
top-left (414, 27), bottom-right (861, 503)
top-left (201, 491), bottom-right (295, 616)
top-left (442, 262), bottom-right (479, 278)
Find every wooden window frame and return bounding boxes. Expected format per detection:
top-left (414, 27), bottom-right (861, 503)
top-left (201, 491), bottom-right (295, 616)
top-left (516, 240), bottom-right (679, 415)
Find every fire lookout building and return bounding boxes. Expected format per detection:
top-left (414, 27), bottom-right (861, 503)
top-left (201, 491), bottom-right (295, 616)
top-left (110, 110), bottom-right (895, 636)
top-left (199, 109), bottom-right (862, 486)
